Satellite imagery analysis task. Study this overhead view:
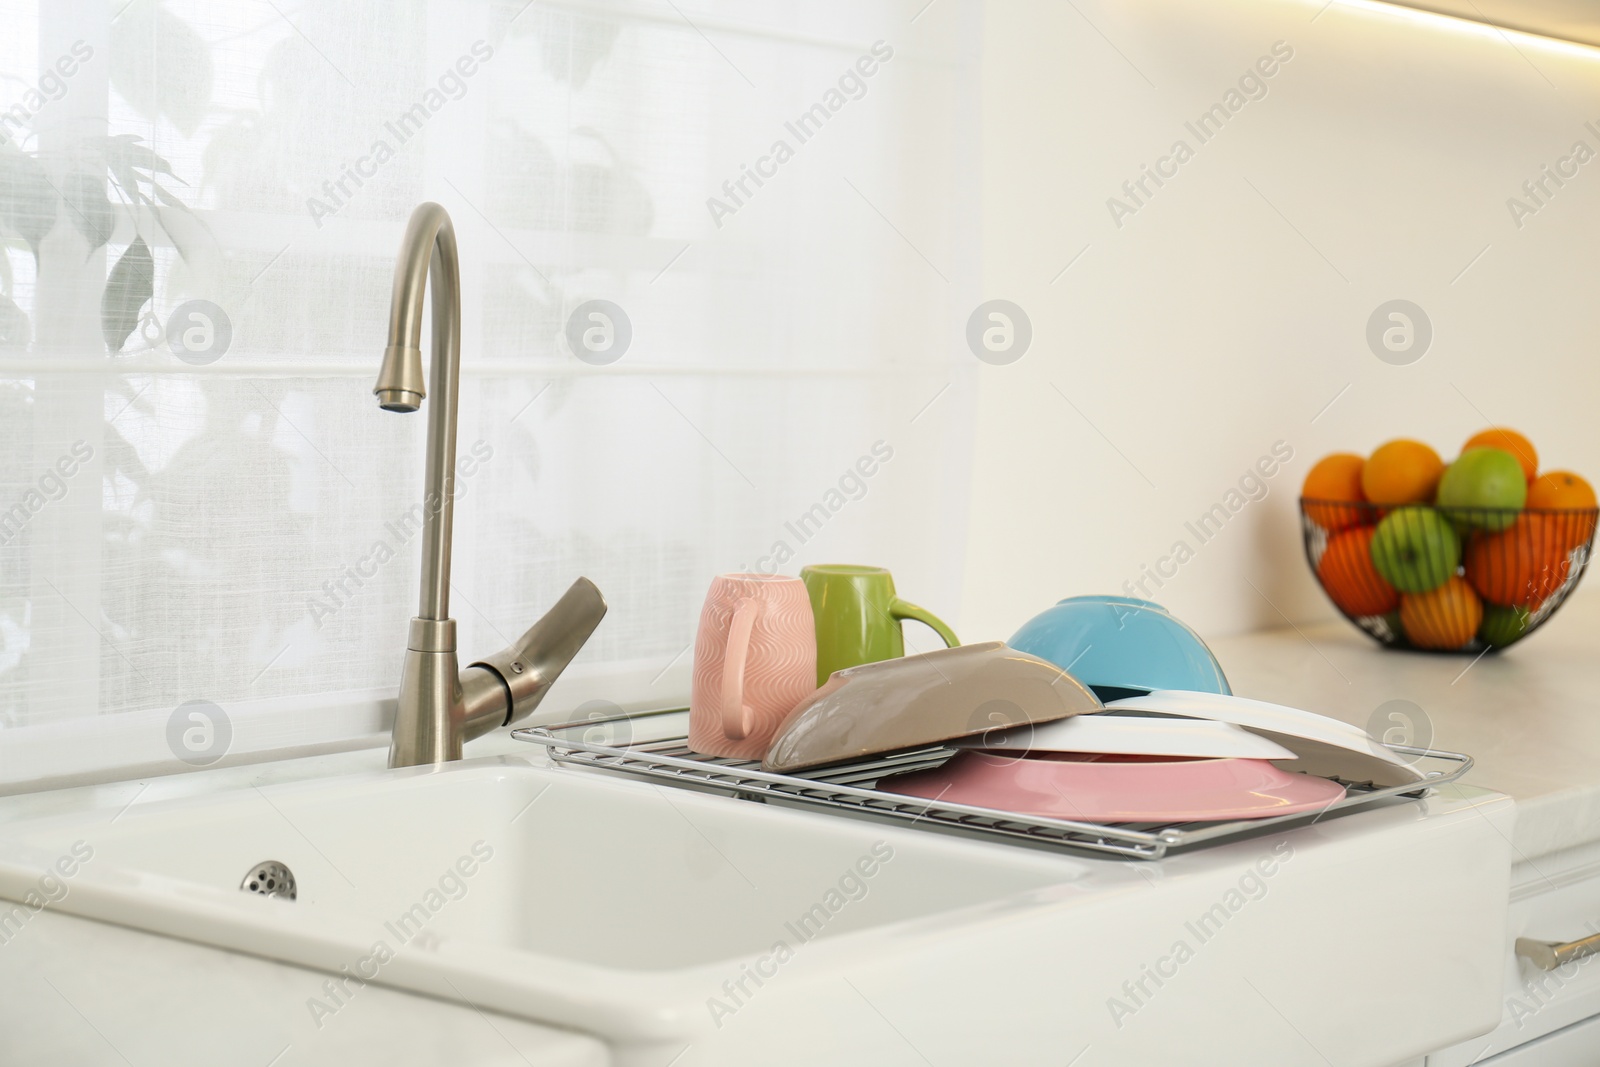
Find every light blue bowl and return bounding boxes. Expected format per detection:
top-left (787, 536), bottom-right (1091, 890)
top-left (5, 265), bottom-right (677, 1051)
top-left (1007, 595), bottom-right (1231, 700)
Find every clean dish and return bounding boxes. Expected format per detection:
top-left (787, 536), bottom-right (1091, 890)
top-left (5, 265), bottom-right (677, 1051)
top-left (762, 642), bottom-right (1101, 773)
top-left (801, 564), bottom-right (958, 686)
top-left (689, 573), bottom-right (817, 760)
top-left (1008, 596), bottom-right (1231, 700)
top-left (954, 713), bottom-right (1296, 760)
top-left (880, 751), bottom-right (1347, 823)
top-left (1103, 690), bottom-right (1426, 788)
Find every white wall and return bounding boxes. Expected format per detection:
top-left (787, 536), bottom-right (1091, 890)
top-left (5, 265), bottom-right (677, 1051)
top-left (960, 0), bottom-right (1600, 643)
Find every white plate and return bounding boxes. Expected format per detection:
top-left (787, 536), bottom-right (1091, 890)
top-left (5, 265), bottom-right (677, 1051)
top-left (953, 713), bottom-right (1296, 760)
top-left (1103, 690), bottom-right (1426, 787)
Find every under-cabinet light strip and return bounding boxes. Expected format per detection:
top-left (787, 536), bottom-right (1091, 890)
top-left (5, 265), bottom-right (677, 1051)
top-left (1310, 0), bottom-right (1600, 61)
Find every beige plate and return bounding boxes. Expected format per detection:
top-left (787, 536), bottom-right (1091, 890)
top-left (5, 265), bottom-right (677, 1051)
top-left (761, 642), bottom-right (1102, 774)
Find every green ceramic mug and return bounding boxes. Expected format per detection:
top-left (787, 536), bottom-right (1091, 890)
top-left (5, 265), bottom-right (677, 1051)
top-left (800, 564), bottom-right (959, 686)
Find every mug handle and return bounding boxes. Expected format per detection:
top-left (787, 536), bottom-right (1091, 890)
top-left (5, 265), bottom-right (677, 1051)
top-left (720, 597), bottom-right (760, 740)
top-left (890, 598), bottom-right (959, 649)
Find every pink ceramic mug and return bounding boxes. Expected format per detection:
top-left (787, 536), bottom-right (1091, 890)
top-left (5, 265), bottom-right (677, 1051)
top-left (689, 574), bottom-right (817, 760)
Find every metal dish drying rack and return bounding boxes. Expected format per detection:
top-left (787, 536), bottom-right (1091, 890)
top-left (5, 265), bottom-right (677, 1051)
top-left (513, 707), bottom-right (1474, 861)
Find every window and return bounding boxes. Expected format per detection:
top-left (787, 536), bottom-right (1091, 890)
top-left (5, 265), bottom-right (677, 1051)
top-left (0, 1), bottom-right (978, 784)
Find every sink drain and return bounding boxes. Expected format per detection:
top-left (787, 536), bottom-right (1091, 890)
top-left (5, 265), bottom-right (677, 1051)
top-left (240, 860), bottom-right (297, 900)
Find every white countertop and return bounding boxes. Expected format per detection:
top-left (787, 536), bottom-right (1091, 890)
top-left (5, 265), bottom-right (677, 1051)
top-left (1210, 590), bottom-right (1600, 861)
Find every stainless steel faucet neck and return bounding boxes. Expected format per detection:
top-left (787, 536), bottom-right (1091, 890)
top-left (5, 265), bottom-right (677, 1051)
top-left (377, 202), bottom-right (461, 623)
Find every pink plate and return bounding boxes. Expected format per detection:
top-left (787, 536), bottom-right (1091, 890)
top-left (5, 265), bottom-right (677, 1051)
top-left (880, 750), bottom-right (1347, 823)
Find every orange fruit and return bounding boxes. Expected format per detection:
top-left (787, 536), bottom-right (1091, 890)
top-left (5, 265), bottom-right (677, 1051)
top-left (1302, 453), bottom-right (1368, 530)
top-left (1362, 439), bottom-right (1445, 506)
top-left (1463, 428), bottom-right (1538, 482)
top-left (1317, 526), bottom-right (1399, 616)
top-left (1464, 514), bottom-right (1571, 607)
top-left (1527, 471), bottom-right (1598, 549)
top-left (1399, 576), bottom-right (1482, 650)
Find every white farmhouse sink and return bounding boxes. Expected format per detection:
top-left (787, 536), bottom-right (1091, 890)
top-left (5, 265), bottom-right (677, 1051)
top-left (0, 754), bottom-right (1517, 1066)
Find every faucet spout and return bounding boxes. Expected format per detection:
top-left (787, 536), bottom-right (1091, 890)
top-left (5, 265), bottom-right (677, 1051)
top-left (376, 203), bottom-right (607, 769)
top-left (376, 202), bottom-right (460, 622)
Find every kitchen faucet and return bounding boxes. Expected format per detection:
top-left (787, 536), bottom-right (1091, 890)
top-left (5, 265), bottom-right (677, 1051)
top-left (375, 202), bottom-right (607, 768)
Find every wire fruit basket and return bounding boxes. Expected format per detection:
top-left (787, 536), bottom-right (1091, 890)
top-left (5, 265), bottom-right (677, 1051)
top-left (1300, 499), bottom-right (1597, 653)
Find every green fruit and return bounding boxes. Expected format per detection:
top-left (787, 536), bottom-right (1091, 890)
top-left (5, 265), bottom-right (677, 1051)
top-left (1479, 604), bottom-right (1530, 647)
top-left (1370, 507), bottom-right (1460, 593)
top-left (1437, 447), bottom-right (1527, 531)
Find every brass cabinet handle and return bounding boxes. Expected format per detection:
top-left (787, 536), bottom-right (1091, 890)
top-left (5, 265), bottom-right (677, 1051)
top-left (1516, 933), bottom-right (1600, 971)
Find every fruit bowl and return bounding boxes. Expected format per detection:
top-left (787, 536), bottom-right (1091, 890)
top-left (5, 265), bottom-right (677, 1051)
top-left (1300, 500), bottom-right (1597, 653)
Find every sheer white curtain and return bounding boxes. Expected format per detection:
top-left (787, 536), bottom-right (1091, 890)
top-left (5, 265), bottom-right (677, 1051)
top-left (0, 0), bottom-right (980, 783)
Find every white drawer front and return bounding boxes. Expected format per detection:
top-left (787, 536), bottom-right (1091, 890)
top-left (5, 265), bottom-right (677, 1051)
top-left (1475, 1013), bottom-right (1600, 1066)
top-left (1430, 839), bottom-right (1600, 1065)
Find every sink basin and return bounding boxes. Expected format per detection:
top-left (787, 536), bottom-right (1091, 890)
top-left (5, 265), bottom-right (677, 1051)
top-left (0, 756), bottom-right (1083, 1060)
top-left (4, 757), bottom-right (1072, 971)
top-left (0, 753), bottom-right (1518, 1065)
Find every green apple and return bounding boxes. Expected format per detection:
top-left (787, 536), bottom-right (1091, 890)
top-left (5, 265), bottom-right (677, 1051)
top-left (1479, 604), bottom-right (1530, 647)
top-left (1370, 506), bottom-right (1460, 593)
top-left (1436, 447), bottom-right (1527, 531)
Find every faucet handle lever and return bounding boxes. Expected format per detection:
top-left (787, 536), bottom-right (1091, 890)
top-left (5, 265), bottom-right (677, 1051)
top-left (466, 577), bottom-right (608, 733)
